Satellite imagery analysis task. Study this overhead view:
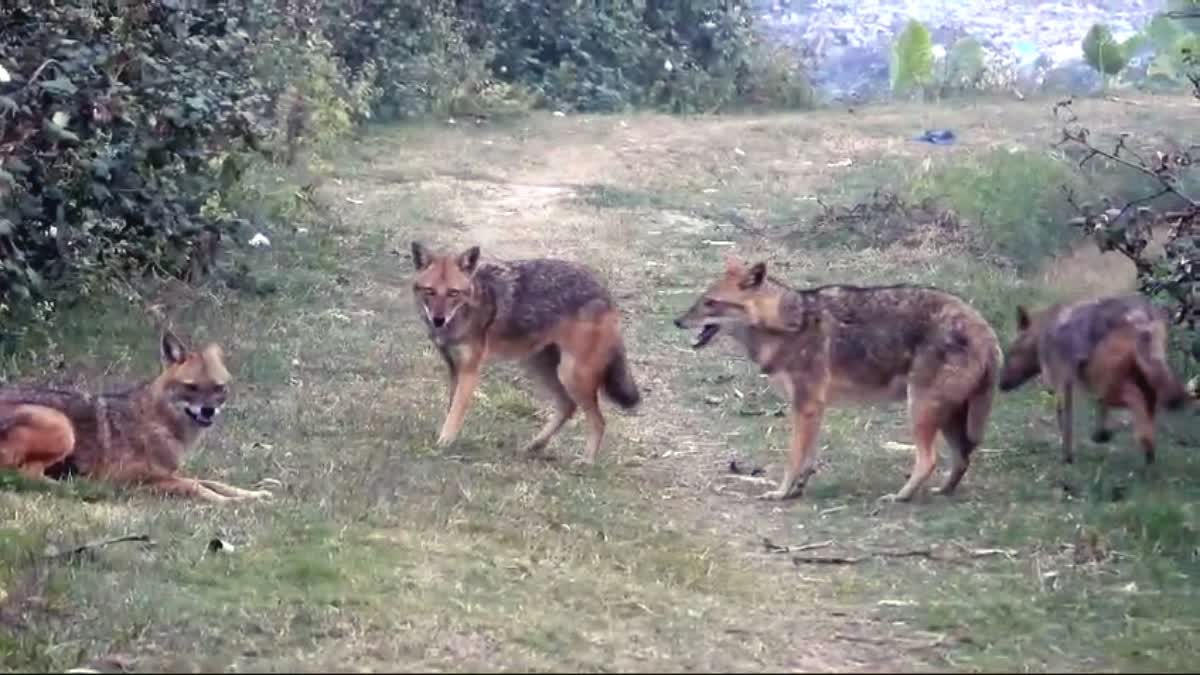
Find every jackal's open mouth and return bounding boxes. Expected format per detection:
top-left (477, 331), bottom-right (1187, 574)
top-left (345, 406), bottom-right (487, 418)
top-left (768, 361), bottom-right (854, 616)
top-left (692, 323), bottom-right (720, 349)
top-left (186, 405), bottom-right (218, 428)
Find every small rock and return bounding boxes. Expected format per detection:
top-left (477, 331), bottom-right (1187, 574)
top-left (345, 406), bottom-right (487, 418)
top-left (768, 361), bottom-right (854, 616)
top-left (248, 232), bottom-right (270, 248)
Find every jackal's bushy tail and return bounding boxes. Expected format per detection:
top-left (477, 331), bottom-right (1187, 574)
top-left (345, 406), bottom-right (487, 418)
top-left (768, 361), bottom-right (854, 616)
top-left (602, 343), bottom-right (641, 409)
top-left (1134, 325), bottom-right (1188, 410)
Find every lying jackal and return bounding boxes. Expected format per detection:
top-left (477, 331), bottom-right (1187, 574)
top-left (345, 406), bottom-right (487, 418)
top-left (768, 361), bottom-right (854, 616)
top-left (0, 331), bottom-right (272, 503)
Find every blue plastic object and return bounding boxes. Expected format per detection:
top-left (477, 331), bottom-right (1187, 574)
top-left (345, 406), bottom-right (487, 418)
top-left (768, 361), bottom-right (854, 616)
top-left (913, 129), bottom-right (957, 145)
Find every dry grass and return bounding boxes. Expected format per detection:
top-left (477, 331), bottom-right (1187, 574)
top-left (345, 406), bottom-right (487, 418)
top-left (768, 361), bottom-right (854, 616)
top-left (4, 92), bottom-right (1200, 672)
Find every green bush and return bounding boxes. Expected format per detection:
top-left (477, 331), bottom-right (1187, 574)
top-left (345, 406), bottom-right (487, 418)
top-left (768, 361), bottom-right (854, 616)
top-left (908, 149), bottom-right (1080, 269)
top-left (457, 0), bottom-right (811, 113)
top-left (938, 37), bottom-right (987, 94)
top-left (0, 1), bottom-right (269, 329)
top-left (890, 19), bottom-right (935, 96)
top-left (0, 0), bottom-right (811, 332)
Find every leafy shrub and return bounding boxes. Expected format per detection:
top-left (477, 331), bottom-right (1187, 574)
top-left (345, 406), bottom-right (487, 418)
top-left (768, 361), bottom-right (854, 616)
top-left (907, 149), bottom-right (1080, 269)
top-left (940, 37), bottom-right (986, 93)
top-left (1082, 23), bottom-right (1137, 87)
top-left (0, 0), bottom-right (811, 332)
top-left (0, 1), bottom-right (268, 328)
top-left (890, 20), bottom-right (935, 96)
top-left (456, 0), bottom-right (811, 113)
top-left (1142, 11), bottom-right (1200, 88)
top-left (318, 0), bottom-right (510, 120)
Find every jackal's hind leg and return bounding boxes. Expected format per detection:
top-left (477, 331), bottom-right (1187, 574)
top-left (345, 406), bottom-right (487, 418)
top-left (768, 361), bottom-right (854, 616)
top-left (521, 347), bottom-right (577, 457)
top-left (1091, 400), bottom-right (1114, 444)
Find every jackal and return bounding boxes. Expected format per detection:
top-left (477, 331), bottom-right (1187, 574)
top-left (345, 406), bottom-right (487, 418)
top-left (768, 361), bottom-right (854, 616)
top-left (675, 257), bottom-right (1001, 502)
top-left (998, 294), bottom-right (1188, 465)
top-left (0, 331), bottom-right (272, 503)
top-left (410, 242), bottom-right (640, 463)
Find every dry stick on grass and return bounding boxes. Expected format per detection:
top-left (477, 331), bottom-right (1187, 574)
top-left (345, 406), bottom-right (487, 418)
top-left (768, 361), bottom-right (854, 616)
top-left (45, 534), bottom-right (152, 561)
top-left (792, 546), bottom-right (1017, 566)
top-left (762, 537), bottom-right (834, 554)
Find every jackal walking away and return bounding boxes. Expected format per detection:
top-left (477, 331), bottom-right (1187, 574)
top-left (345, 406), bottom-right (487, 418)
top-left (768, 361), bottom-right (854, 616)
top-left (0, 331), bottom-right (273, 503)
top-left (998, 294), bottom-right (1188, 465)
top-left (410, 242), bottom-right (640, 464)
top-left (675, 257), bottom-right (1001, 502)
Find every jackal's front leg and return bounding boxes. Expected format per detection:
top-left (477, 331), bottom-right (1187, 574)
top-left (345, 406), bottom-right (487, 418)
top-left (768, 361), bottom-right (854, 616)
top-left (758, 398), bottom-right (825, 501)
top-left (145, 475), bottom-right (232, 503)
top-left (197, 478), bottom-right (275, 501)
top-left (438, 364), bottom-right (482, 447)
top-left (1056, 382), bottom-right (1075, 464)
top-left (436, 345), bottom-right (458, 414)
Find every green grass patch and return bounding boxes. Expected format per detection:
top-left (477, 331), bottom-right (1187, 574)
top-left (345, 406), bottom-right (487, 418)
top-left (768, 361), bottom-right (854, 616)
top-left (907, 148), bottom-right (1081, 269)
top-left (5, 97), bottom-right (1200, 672)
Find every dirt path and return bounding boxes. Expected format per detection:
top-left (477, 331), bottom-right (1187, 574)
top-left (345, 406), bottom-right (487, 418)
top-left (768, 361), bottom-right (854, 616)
top-left (322, 114), bottom-right (976, 671)
top-left (307, 97), bottom-right (1198, 671)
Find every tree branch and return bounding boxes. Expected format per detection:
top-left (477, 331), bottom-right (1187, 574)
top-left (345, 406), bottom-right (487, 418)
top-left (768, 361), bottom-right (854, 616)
top-left (1054, 100), bottom-right (1200, 326)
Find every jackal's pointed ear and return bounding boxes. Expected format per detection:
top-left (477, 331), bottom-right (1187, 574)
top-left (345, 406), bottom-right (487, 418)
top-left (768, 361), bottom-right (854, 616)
top-left (1016, 305), bottom-right (1031, 331)
top-left (410, 241), bottom-right (430, 270)
top-left (160, 331), bottom-right (188, 366)
top-left (457, 245), bottom-right (481, 274)
top-left (723, 253), bottom-right (744, 274)
top-left (741, 261), bottom-right (767, 289)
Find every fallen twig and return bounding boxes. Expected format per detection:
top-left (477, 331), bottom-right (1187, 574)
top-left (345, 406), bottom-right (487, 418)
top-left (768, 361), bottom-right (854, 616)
top-left (882, 440), bottom-right (1010, 454)
top-left (724, 474), bottom-right (774, 486)
top-left (762, 537), bottom-right (834, 554)
top-left (793, 554), bottom-right (867, 565)
top-left (955, 545), bottom-right (1018, 559)
top-left (791, 547), bottom-right (999, 566)
top-left (45, 534), bottom-right (152, 560)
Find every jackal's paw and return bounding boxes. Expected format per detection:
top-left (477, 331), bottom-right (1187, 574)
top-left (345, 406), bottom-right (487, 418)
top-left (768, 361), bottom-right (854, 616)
top-left (435, 432), bottom-right (456, 447)
top-left (244, 489), bottom-right (275, 501)
top-left (876, 492), bottom-right (913, 504)
top-left (522, 441), bottom-right (548, 457)
top-left (756, 487), bottom-right (797, 501)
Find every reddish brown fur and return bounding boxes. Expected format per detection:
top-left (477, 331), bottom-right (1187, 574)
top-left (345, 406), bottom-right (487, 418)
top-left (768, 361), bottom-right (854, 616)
top-left (676, 257), bottom-right (1001, 503)
top-left (0, 405), bottom-right (75, 482)
top-left (411, 242), bottom-right (639, 463)
top-left (0, 332), bottom-right (273, 503)
top-left (998, 295), bottom-right (1189, 465)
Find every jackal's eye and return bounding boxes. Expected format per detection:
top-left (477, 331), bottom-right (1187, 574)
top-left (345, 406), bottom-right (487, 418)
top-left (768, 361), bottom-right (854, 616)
top-left (447, 289), bottom-right (461, 298)
top-left (414, 285), bottom-right (435, 296)
top-left (703, 298), bottom-right (718, 308)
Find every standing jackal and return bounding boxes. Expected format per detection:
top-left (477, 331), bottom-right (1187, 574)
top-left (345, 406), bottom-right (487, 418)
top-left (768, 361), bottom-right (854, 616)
top-left (409, 242), bottom-right (640, 463)
top-left (675, 258), bottom-right (1001, 502)
top-left (998, 294), bottom-right (1188, 465)
top-left (0, 331), bottom-right (272, 503)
